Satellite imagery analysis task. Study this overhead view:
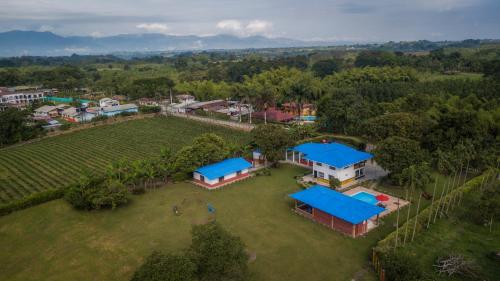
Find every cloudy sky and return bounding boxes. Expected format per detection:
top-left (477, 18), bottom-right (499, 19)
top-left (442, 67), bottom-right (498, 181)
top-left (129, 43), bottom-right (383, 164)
top-left (0, 0), bottom-right (499, 41)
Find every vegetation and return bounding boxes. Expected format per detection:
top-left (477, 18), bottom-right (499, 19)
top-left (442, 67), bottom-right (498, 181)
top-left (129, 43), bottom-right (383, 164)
top-left (0, 165), bottom-right (391, 281)
top-left (131, 252), bottom-right (196, 281)
top-left (0, 117), bottom-right (250, 206)
top-left (0, 108), bottom-right (45, 146)
top-left (189, 222), bottom-right (248, 281)
top-left (251, 124), bottom-right (294, 166)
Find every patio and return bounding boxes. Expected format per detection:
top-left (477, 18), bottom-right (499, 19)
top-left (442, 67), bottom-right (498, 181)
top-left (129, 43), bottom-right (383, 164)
top-left (342, 186), bottom-right (410, 217)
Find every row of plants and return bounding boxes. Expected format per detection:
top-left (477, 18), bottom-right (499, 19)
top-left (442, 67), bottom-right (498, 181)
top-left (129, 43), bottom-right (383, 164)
top-left (0, 116), bottom-right (251, 205)
top-left (64, 133), bottom-right (242, 210)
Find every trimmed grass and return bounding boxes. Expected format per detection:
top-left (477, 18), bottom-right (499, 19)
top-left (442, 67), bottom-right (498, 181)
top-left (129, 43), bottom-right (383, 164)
top-left (0, 165), bottom-right (388, 281)
top-left (0, 116), bottom-right (250, 205)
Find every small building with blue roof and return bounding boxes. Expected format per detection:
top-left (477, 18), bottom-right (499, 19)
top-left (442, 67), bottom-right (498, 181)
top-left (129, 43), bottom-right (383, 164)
top-left (193, 157), bottom-right (253, 189)
top-left (289, 185), bottom-right (384, 237)
top-left (287, 142), bottom-right (373, 187)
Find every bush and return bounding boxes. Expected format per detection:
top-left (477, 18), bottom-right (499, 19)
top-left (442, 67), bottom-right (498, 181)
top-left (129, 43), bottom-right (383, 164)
top-left (118, 111), bottom-right (137, 117)
top-left (0, 188), bottom-right (67, 216)
top-left (139, 106), bottom-right (161, 114)
top-left (383, 251), bottom-right (422, 281)
top-left (256, 168), bottom-right (271, 176)
top-left (189, 222), bottom-right (248, 281)
top-left (59, 123), bottom-right (71, 131)
top-left (131, 251), bottom-right (196, 281)
top-left (65, 175), bottom-right (129, 210)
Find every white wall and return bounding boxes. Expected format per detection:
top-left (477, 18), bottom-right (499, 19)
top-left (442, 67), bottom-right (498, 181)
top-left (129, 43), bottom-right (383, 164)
top-left (312, 162), bottom-right (356, 182)
top-left (194, 169), bottom-right (249, 185)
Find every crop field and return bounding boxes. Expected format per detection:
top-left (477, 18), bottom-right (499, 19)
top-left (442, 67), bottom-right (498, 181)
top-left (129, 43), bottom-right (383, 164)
top-left (0, 116), bottom-right (250, 205)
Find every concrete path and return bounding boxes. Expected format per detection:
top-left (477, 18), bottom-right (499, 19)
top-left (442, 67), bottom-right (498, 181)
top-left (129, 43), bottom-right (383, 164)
top-left (164, 112), bottom-right (255, 132)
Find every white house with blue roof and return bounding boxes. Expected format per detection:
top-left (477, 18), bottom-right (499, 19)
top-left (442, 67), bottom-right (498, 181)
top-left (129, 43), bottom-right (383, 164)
top-left (193, 157), bottom-right (253, 189)
top-left (288, 142), bottom-right (373, 187)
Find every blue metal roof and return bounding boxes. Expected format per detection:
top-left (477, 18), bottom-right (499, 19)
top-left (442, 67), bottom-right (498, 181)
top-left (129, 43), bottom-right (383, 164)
top-left (289, 185), bottom-right (384, 224)
top-left (195, 157), bottom-right (252, 180)
top-left (293, 142), bottom-right (372, 168)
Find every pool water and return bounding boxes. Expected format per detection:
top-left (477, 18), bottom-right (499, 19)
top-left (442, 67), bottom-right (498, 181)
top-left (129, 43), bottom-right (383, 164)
top-left (299, 115), bottom-right (316, 121)
top-left (351, 192), bottom-right (378, 205)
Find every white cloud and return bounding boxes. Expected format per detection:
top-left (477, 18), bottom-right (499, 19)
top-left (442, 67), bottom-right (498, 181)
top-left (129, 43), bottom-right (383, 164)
top-left (136, 23), bottom-right (169, 33)
top-left (245, 20), bottom-right (272, 35)
top-left (216, 19), bottom-right (273, 36)
top-left (216, 20), bottom-right (243, 32)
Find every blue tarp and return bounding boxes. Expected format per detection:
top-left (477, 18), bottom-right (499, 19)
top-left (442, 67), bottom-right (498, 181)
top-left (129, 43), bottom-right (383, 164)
top-left (292, 142), bottom-right (372, 168)
top-left (289, 185), bottom-right (384, 224)
top-left (195, 157), bottom-right (252, 180)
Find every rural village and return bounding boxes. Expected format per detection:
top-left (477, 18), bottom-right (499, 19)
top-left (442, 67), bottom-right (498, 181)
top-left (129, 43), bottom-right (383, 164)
top-left (0, 2), bottom-right (499, 281)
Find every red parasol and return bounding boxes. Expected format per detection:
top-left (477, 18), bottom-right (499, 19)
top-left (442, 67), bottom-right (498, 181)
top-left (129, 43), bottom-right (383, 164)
top-left (376, 194), bottom-right (390, 201)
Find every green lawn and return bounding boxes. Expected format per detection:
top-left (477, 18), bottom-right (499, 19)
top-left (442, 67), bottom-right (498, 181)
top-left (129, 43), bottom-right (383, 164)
top-left (0, 165), bottom-right (389, 281)
top-left (0, 116), bottom-right (250, 205)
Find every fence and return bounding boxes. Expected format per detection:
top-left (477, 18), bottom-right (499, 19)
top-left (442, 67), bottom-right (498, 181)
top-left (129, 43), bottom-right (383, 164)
top-left (371, 168), bottom-right (496, 280)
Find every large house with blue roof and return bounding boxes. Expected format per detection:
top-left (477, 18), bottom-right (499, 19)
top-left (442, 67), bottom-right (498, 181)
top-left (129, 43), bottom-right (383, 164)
top-left (287, 142), bottom-right (373, 187)
top-left (289, 185), bottom-right (384, 237)
top-left (193, 157), bottom-right (253, 189)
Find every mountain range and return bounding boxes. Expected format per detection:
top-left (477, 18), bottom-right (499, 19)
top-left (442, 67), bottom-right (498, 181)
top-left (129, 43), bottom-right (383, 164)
top-left (0, 30), bottom-right (340, 57)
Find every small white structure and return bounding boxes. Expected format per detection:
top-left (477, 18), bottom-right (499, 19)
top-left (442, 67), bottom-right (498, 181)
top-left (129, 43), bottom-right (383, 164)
top-left (193, 157), bottom-right (252, 189)
top-left (33, 105), bottom-right (58, 119)
top-left (99, 98), bottom-right (119, 108)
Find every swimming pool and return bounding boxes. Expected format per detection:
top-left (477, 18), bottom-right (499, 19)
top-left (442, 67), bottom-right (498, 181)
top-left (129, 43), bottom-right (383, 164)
top-left (299, 115), bottom-right (316, 121)
top-left (351, 192), bottom-right (378, 205)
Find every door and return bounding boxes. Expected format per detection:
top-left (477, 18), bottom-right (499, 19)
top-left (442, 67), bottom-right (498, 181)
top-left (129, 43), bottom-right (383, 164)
top-left (200, 175), bottom-right (205, 182)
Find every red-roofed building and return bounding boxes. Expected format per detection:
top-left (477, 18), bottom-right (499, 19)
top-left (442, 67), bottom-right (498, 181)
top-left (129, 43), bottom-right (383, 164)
top-left (253, 107), bottom-right (295, 122)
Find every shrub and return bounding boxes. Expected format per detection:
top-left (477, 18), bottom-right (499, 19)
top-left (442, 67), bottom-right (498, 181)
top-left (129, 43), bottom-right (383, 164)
top-left (139, 106), bottom-right (161, 114)
top-left (59, 123), bottom-right (71, 131)
top-left (0, 188), bottom-right (67, 216)
top-left (131, 251), bottom-right (196, 281)
top-left (189, 222), bottom-right (248, 281)
top-left (383, 251), bottom-right (422, 281)
top-left (65, 175), bottom-right (129, 210)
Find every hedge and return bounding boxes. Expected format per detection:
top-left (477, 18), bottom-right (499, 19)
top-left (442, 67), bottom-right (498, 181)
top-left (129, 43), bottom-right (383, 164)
top-left (374, 169), bottom-right (495, 254)
top-left (0, 187), bottom-right (67, 216)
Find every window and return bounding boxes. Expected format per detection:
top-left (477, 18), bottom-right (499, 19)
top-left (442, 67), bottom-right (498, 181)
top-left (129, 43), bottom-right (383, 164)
top-left (317, 172), bottom-right (325, 178)
top-left (236, 170), bottom-right (241, 176)
top-left (316, 162), bottom-right (322, 166)
top-left (329, 166), bottom-right (336, 170)
top-left (219, 176), bottom-right (224, 182)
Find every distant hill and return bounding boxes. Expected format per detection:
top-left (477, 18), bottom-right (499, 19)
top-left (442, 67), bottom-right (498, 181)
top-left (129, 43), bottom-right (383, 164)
top-left (0, 30), bottom-right (338, 57)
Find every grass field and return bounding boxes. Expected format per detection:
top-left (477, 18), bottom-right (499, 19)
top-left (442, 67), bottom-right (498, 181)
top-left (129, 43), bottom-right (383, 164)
top-left (0, 165), bottom-right (386, 281)
top-left (399, 215), bottom-right (500, 280)
top-left (0, 116), bottom-right (250, 205)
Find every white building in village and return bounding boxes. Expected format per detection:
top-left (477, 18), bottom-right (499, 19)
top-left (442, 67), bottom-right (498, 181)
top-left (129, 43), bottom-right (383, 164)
top-left (287, 142), bottom-right (373, 187)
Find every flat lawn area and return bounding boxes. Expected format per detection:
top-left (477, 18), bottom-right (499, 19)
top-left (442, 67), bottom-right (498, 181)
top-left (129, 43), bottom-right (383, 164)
top-left (0, 165), bottom-right (386, 281)
top-left (0, 116), bottom-right (250, 205)
top-left (399, 217), bottom-right (500, 280)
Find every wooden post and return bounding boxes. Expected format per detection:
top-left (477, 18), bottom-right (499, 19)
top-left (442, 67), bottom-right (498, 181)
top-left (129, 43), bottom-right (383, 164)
top-left (395, 197), bottom-right (400, 248)
top-left (434, 178), bottom-right (447, 223)
top-left (411, 192), bottom-right (422, 242)
top-left (403, 185), bottom-right (413, 246)
top-left (427, 177), bottom-right (438, 229)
